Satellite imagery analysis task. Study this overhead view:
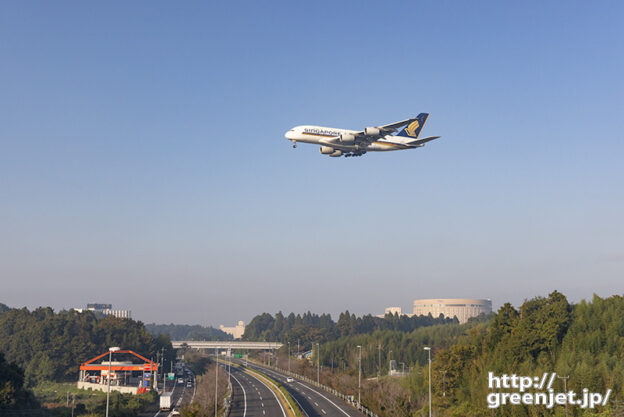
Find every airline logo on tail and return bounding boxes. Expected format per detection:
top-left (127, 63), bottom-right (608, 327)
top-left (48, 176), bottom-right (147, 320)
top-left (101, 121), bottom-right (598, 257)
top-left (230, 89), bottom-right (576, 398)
top-left (397, 113), bottom-right (429, 138)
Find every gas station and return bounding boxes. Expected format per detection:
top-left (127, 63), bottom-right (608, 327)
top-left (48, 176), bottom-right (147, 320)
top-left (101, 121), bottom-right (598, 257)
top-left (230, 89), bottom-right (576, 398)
top-left (78, 349), bottom-right (159, 395)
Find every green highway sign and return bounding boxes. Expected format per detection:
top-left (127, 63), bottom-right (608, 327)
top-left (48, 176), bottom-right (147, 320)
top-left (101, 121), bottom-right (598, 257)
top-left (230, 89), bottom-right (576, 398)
top-left (167, 373), bottom-right (175, 380)
top-left (234, 353), bottom-right (243, 358)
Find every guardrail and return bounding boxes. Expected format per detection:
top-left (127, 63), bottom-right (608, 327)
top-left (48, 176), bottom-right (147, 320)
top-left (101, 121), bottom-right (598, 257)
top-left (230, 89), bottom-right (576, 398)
top-left (249, 360), bottom-right (379, 417)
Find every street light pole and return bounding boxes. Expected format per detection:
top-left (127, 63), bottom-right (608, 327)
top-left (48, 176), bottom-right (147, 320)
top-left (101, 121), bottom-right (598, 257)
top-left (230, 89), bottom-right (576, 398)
top-left (288, 342), bottom-right (291, 373)
top-left (105, 347), bottom-right (120, 417)
top-left (424, 347), bottom-right (431, 417)
top-left (215, 347), bottom-right (218, 417)
top-left (316, 343), bottom-right (320, 384)
top-left (558, 375), bottom-right (570, 417)
top-left (357, 345), bottom-right (362, 405)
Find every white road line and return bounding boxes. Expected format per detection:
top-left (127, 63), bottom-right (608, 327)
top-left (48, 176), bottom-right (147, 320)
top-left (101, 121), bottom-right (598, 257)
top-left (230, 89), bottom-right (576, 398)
top-left (308, 396), bottom-right (312, 400)
top-left (262, 403), bottom-right (264, 407)
top-left (259, 396), bottom-right (262, 401)
top-left (245, 372), bottom-right (287, 417)
top-left (289, 392), bottom-right (311, 417)
top-left (263, 411), bottom-right (265, 415)
top-left (314, 402), bottom-right (319, 406)
top-left (296, 382), bottom-right (354, 417)
top-left (230, 373), bottom-right (248, 417)
top-left (322, 410), bottom-right (327, 414)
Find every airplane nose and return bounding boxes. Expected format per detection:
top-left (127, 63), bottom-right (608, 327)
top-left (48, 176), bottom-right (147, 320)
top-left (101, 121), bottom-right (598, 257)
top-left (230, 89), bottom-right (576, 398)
top-left (285, 130), bottom-right (294, 140)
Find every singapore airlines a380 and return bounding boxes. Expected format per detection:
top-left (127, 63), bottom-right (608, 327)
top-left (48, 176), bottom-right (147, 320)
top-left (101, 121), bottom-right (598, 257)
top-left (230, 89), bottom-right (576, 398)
top-left (284, 113), bottom-right (440, 158)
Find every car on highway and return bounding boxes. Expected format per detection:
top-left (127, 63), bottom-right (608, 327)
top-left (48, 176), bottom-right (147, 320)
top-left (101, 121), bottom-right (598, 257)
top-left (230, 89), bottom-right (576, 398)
top-left (286, 377), bottom-right (294, 383)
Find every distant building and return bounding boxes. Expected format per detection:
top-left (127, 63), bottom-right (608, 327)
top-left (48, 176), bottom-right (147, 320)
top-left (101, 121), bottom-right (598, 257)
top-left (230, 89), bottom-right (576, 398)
top-left (74, 303), bottom-right (131, 319)
top-left (101, 309), bottom-right (132, 319)
top-left (413, 298), bottom-right (492, 324)
top-left (220, 321), bottom-right (245, 339)
top-left (377, 306), bottom-right (409, 318)
top-left (87, 303), bottom-right (112, 310)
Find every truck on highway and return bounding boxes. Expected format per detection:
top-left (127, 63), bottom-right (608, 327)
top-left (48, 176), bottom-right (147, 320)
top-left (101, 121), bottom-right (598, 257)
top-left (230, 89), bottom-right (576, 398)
top-left (160, 392), bottom-right (173, 411)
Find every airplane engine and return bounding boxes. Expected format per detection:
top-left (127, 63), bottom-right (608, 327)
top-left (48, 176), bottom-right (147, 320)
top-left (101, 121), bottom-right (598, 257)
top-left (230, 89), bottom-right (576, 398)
top-left (364, 127), bottom-right (381, 136)
top-left (339, 133), bottom-right (355, 143)
top-left (329, 150), bottom-right (342, 157)
top-left (320, 146), bottom-right (335, 154)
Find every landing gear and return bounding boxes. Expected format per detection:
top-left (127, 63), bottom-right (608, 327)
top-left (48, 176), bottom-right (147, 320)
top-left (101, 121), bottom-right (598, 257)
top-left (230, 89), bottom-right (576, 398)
top-left (292, 140), bottom-right (297, 148)
top-left (343, 151), bottom-right (366, 158)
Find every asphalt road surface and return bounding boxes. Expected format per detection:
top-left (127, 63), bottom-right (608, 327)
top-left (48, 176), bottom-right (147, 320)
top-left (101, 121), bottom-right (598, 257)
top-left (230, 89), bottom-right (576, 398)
top-left (228, 364), bottom-right (287, 417)
top-left (152, 365), bottom-right (196, 417)
top-left (245, 363), bottom-right (367, 417)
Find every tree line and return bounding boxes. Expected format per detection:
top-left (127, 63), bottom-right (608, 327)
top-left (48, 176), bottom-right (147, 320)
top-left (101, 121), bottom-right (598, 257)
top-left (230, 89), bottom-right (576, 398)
top-left (0, 305), bottom-right (174, 386)
top-left (242, 310), bottom-right (458, 349)
top-left (272, 291), bottom-right (624, 417)
top-left (145, 323), bottom-right (232, 341)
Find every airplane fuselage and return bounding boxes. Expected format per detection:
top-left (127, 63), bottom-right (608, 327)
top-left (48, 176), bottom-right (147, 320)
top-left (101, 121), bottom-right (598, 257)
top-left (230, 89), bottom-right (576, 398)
top-left (285, 125), bottom-right (414, 154)
top-left (284, 113), bottom-right (438, 158)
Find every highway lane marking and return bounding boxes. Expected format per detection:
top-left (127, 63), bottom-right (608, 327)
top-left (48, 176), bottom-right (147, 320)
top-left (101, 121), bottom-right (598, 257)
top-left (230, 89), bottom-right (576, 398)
top-left (288, 392), bottom-right (311, 417)
top-left (314, 402), bottom-right (319, 406)
top-left (259, 396), bottom-right (262, 401)
top-left (244, 371), bottom-right (287, 417)
top-left (230, 373), bottom-right (248, 417)
top-left (322, 410), bottom-right (327, 415)
top-left (263, 411), bottom-right (265, 415)
top-left (308, 396), bottom-right (312, 400)
top-left (262, 403), bottom-right (264, 407)
top-left (295, 382), bottom-right (354, 417)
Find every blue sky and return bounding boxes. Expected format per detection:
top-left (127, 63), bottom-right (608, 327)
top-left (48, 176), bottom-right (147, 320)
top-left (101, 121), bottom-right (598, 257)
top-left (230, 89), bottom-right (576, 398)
top-left (1, 1), bottom-right (623, 326)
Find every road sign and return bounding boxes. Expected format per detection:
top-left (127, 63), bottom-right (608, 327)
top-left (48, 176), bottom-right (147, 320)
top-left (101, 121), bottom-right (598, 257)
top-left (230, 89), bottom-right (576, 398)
top-left (167, 373), bottom-right (175, 380)
top-left (234, 354), bottom-right (243, 358)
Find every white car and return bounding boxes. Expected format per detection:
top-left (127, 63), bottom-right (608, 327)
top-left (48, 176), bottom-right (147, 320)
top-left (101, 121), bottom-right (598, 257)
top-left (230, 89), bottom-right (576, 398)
top-left (286, 377), bottom-right (294, 383)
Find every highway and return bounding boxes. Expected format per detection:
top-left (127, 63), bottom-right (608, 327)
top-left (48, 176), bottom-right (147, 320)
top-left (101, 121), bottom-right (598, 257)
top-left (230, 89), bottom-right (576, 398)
top-left (242, 363), bottom-right (367, 417)
top-left (228, 364), bottom-right (287, 417)
top-left (152, 365), bottom-right (196, 416)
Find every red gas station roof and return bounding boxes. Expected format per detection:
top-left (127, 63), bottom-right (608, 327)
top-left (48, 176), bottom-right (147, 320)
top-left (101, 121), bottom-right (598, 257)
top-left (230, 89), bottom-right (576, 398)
top-left (80, 350), bottom-right (158, 372)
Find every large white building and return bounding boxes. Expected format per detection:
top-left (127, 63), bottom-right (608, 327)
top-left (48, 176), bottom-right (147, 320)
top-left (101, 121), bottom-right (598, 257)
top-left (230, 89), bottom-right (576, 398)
top-left (73, 303), bottom-right (131, 319)
top-left (220, 321), bottom-right (246, 339)
top-left (413, 298), bottom-right (492, 323)
top-left (377, 306), bottom-right (409, 318)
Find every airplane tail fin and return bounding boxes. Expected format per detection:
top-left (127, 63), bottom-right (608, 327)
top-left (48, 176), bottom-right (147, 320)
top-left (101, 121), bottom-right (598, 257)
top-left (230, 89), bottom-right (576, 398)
top-left (396, 113), bottom-right (429, 138)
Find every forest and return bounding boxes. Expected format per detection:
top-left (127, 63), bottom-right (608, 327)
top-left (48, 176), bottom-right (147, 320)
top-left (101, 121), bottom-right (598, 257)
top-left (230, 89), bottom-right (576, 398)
top-left (145, 322), bottom-right (232, 341)
top-left (242, 310), bottom-right (459, 348)
top-left (0, 303), bottom-right (174, 414)
top-left (264, 292), bottom-right (623, 417)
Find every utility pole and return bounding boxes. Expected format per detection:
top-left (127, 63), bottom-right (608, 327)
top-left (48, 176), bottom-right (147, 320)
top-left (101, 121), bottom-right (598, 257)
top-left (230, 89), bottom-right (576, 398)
top-left (71, 393), bottom-right (76, 417)
top-left (424, 347), bottom-right (432, 417)
top-left (378, 344), bottom-right (381, 377)
top-left (558, 375), bottom-right (570, 417)
top-left (288, 342), bottom-right (291, 373)
top-left (215, 347), bottom-right (218, 417)
top-left (316, 343), bottom-right (320, 384)
top-left (357, 345), bottom-right (362, 405)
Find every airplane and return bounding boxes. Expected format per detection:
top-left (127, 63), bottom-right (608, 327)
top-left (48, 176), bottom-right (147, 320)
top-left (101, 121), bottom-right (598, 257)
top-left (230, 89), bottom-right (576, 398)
top-left (284, 113), bottom-right (440, 157)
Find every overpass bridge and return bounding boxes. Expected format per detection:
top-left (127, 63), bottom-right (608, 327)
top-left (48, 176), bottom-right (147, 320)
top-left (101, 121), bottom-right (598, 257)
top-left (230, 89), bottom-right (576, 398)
top-left (172, 341), bottom-right (283, 351)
